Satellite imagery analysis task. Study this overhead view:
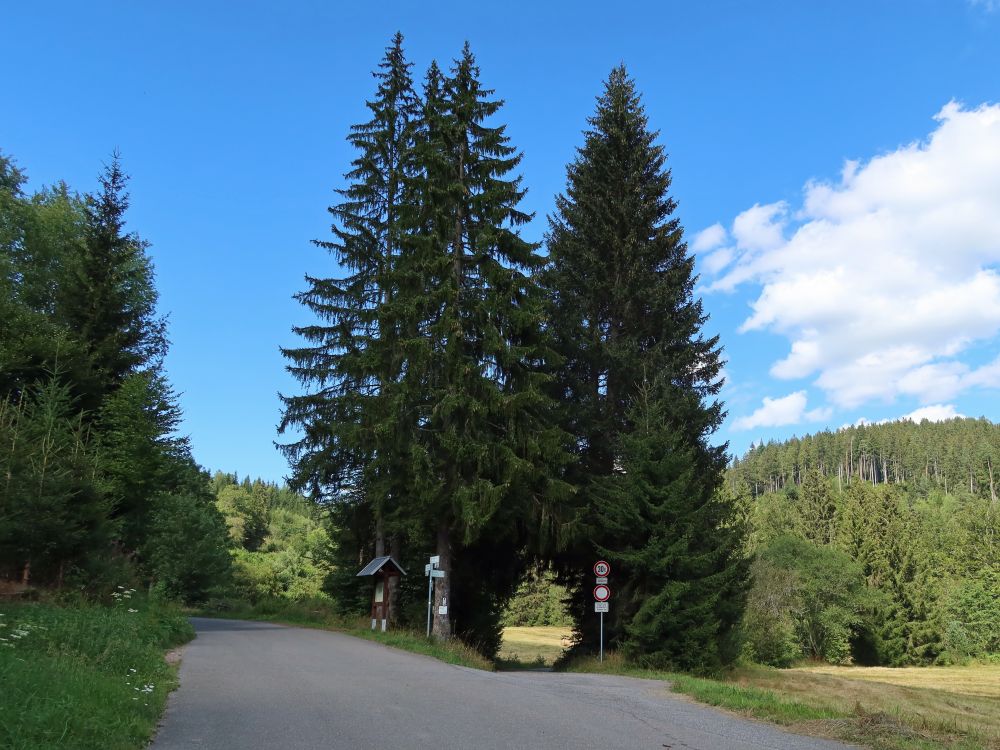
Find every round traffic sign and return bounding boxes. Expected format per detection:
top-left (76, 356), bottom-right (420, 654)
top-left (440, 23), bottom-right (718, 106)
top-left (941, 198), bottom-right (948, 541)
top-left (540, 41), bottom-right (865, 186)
top-left (593, 584), bottom-right (611, 602)
top-left (594, 560), bottom-right (611, 577)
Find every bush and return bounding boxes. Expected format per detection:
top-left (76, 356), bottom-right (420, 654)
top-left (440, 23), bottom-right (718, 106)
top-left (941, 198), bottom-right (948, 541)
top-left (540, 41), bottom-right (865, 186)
top-left (741, 558), bottom-right (801, 667)
top-left (501, 570), bottom-right (572, 627)
top-left (142, 492), bottom-right (231, 602)
top-left (742, 536), bottom-right (873, 665)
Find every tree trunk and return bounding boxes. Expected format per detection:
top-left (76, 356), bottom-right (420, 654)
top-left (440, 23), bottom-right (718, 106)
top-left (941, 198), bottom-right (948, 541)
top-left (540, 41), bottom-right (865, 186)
top-left (432, 524), bottom-right (452, 639)
top-left (21, 559), bottom-right (30, 585)
top-left (989, 459), bottom-right (997, 505)
top-left (375, 516), bottom-right (385, 558)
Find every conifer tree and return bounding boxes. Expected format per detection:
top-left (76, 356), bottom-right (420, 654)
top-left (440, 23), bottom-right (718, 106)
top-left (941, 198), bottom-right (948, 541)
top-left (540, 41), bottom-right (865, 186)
top-left (63, 155), bottom-right (165, 414)
top-left (0, 379), bottom-right (112, 584)
top-left (545, 66), bottom-right (744, 664)
top-left (798, 467), bottom-right (837, 544)
top-left (406, 45), bottom-right (570, 644)
top-left (0, 165), bottom-right (91, 405)
top-left (280, 33), bottom-right (421, 535)
top-left (593, 380), bottom-right (747, 670)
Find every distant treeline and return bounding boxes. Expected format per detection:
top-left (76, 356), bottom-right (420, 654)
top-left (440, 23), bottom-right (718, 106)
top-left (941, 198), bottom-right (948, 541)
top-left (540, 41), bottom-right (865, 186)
top-left (730, 418), bottom-right (998, 500)
top-left (730, 418), bottom-right (999, 666)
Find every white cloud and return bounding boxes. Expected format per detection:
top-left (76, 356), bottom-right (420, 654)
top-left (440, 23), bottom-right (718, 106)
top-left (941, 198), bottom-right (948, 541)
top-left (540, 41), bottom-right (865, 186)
top-left (733, 391), bottom-right (807, 431)
top-left (703, 246), bottom-right (736, 275)
top-left (804, 406), bottom-right (834, 422)
top-left (692, 223), bottom-right (727, 252)
top-left (844, 403), bottom-right (964, 428)
top-left (732, 202), bottom-right (788, 252)
top-left (899, 404), bottom-right (966, 422)
top-left (898, 355), bottom-right (1000, 402)
top-left (705, 102), bottom-right (1000, 409)
top-left (733, 391), bottom-right (832, 430)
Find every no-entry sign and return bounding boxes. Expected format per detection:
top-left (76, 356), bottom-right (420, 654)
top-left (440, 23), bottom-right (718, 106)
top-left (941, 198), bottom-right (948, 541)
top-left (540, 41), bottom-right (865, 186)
top-left (594, 560), bottom-right (611, 577)
top-left (593, 584), bottom-right (611, 602)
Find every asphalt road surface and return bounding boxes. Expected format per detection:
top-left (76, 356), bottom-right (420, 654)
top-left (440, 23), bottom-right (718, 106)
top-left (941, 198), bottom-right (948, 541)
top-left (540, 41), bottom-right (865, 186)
top-left (152, 618), bottom-right (856, 750)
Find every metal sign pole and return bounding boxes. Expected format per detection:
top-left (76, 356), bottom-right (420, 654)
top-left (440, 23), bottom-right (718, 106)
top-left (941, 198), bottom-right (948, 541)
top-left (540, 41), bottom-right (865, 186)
top-left (600, 611), bottom-right (604, 662)
top-left (426, 570), bottom-right (433, 638)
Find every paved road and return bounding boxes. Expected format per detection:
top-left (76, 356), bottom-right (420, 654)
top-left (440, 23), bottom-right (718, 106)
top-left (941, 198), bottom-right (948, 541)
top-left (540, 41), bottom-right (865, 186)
top-left (153, 618), bottom-right (855, 750)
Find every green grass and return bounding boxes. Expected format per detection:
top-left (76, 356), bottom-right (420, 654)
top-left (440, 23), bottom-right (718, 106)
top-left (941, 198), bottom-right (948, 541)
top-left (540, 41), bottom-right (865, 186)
top-left (667, 672), bottom-right (843, 724)
top-left (194, 597), bottom-right (494, 671)
top-left (0, 594), bottom-right (194, 750)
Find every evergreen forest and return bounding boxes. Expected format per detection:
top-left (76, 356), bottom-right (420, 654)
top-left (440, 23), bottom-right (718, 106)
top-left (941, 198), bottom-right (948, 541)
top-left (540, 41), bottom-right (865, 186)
top-left (0, 151), bottom-right (232, 601)
top-left (731, 418), bottom-right (999, 665)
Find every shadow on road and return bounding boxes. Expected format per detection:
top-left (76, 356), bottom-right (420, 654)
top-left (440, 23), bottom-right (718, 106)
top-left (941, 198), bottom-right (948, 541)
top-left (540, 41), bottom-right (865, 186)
top-left (187, 617), bottom-right (289, 633)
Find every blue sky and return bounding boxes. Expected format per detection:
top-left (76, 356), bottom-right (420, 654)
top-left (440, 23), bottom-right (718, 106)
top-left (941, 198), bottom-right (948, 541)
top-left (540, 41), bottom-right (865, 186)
top-left (3, 1), bottom-right (999, 483)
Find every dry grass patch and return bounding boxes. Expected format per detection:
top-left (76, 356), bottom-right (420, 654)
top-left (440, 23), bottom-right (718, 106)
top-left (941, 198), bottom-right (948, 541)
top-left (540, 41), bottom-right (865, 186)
top-left (728, 663), bottom-right (1000, 749)
top-left (798, 664), bottom-right (1000, 699)
top-left (499, 626), bottom-right (573, 665)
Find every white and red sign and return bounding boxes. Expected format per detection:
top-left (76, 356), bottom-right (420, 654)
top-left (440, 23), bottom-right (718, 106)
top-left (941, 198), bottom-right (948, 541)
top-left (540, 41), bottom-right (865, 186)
top-left (593, 584), bottom-right (611, 602)
top-left (594, 560), bottom-right (611, 577)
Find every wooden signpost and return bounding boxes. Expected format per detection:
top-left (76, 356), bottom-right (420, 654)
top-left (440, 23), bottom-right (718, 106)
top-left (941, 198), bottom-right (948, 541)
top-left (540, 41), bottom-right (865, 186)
top-left (356, 555), bottom-right (406, 632)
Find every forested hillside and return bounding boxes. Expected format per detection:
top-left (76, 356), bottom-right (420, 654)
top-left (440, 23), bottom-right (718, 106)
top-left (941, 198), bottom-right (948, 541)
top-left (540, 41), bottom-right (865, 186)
top-left (210, 472), bottom-right (332, 602)
top-left (0, 152), bottom-right (231, 600)
top-left (730, 418), bottom-right (999, 666)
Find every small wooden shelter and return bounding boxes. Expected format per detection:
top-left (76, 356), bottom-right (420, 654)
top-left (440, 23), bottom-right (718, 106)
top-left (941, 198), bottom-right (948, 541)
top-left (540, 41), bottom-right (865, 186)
top-left (356, 555), bottom-right (406, 631)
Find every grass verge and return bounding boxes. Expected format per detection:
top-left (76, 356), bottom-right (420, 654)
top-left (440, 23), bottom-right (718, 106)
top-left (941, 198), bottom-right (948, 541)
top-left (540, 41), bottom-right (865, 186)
top-left (193, 597), bottom-right (493, 671)
top-left (566, 652), bottom-right (1000, 750)
top-left (0, 594), bottom-right (194, 750)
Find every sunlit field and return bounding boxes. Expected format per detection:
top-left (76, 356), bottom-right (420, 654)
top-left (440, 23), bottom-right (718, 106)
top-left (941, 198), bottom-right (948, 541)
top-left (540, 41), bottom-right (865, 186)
top-left (499, 626), bottom-right (573, 665)
top-left (797, 663), bottom-right (1000, 699)
top-left (730, 663), bottom-right (1000, 749)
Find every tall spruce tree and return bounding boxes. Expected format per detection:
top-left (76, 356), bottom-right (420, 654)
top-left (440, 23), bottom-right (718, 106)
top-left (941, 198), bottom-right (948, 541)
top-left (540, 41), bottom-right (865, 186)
top-left (279, 34), bottom-right (422, 597)
top-left (63, 155), bottom-right (165, 414)
top-left (405, 45), bottom-right (570, 647)
top-left (545, 66), bottom-right (745, 667)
